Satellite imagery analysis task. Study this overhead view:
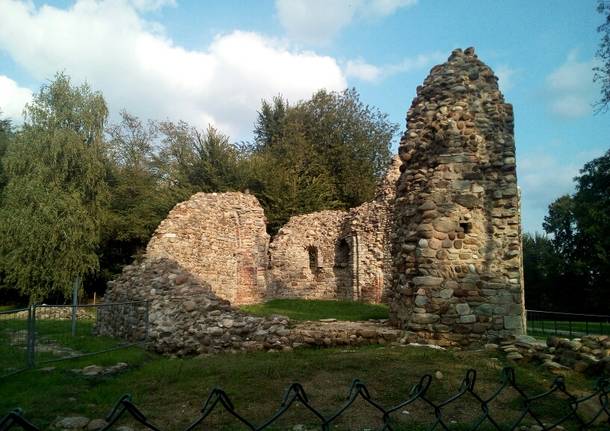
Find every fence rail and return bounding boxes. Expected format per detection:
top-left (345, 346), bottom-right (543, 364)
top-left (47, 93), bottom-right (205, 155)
top-left (0, 301), bottom-right (148, 378)
top-left (526, 309), bottom-right (610, 338)
top-left (1, 367), bottom-right (608, 431)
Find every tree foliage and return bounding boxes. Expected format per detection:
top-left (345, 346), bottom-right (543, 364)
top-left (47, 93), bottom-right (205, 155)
top-left (98, 112), bottom-right (173, 284)
top-left (531, 149), bottom-right (610, 313)
top-left (0, 113), bottom-right (12, 199)
top-left (156, 121), bottom-right (246, 195)
top-left (0, 73), bottom-right (109, 302)
top-left (0, 74), bottom-right (397, 302)
top-left (595, 0), bottom-right (610, 112)
top-left (522, 233), bottom-right (563, 310)
top-left (249, 88), bottom-right (396, 232)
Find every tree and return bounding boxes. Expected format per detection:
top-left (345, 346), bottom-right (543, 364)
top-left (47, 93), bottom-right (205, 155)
top-left (0, 73), bottom-right (109, 302)
top-left (571, 149), bottom-right (610, 294)
top-left (541, 149), bottom-right (610, 313)
top-left (594, 0), bottom-right (610, 112)
top-left (156, 121), bottom-right (246, 195)
top-left (249, 88), bottom-right (397, 231)
top-left (253, 95), bottom-right (288, 150)
top-left (99, 112), bottom-right (175, 287)
top-left (0, 113), bottom-right (12, 200)
top-left (542, 195), bottom-right (577, 261)
top-left (522, 233), bottom-right (568, 311)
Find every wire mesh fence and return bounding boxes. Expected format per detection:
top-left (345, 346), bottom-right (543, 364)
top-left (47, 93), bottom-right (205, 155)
top-left (1, 367), bottom-right (608, 430)
top-left (527, 310), bottom-right (610, 338)
top-left (0, 308), bottom-right (31, 377)
top-left (0, 302), bottom-right (148, 377)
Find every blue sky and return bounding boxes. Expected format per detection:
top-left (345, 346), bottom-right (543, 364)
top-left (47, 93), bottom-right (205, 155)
top-left (0, 0), bottom-right (607, 234)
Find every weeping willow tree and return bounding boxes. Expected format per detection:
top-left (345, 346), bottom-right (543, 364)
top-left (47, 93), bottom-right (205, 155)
top-left (0, 73), bottom-right (109, 302)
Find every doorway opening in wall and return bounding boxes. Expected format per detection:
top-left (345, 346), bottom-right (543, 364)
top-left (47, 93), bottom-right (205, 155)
top-left (334, 238), bottom-right (353, 300)
top-left (335, 239), bottom-right (350, 268)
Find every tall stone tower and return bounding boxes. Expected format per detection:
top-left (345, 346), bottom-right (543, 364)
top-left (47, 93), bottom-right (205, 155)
top-left (389, 47), bottom-right (524, 346)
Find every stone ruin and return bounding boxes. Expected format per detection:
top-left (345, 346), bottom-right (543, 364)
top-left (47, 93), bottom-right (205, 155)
top-left (269, 155), bottom-right (401, 303)
top-left (145, 192), bottom-right (269, 305)
top-left (99, 47), bottom-right (525, 352)
top-left (389, 47), bottom-right (524, 345)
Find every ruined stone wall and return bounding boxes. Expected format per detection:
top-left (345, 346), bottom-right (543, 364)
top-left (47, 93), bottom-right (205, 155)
top-left (101, 47), bottom-right (525, 352)
top-left (146, 192), bottom-right (269, 305)
top-left (389, 47), bottom-right (524, 346)
top-left (342, 156), bottom-right (402, 303)
top-left (98, 258), bottom-right (292, 355)
top-left (268, 210), bottom-right (351, 300)
top-left (98, 257), bottom-right (403, 355)
top-left (268, 157), bottom-right (401, 303)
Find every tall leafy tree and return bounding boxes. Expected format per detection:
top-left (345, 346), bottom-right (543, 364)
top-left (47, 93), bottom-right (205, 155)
top-left (253, 95), bottom-right (288, 150)
top-left (522, 233), bottom-right (567, 311)
top-left (0, 73), bottom-right (109, 302)
top-left (595, 0), bottom-right (610, 112)
top-left (156, 121), bottom-right (246, 195)
top-left (571, 150), bottom-right (610, 295)
top-left (99, 112), bottom-right (173, 284)
top-left (250, 88), bottom-right (396, 232)
top-left (541, 149), bottom-right (610, 313)
top-left (0, 113), bottom-right (12, 200)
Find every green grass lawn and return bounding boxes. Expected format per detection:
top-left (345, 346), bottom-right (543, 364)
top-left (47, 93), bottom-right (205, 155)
top-left (0, 319), bottom-right (136, 376)
top-left (0, 305), bottom-right (24, 312)
top-left (241, 299), bottom-right (389, 321)
top-left (1, 345), bottom-right (606, 430)
top-left (1, 306), bottom-right (607, 429)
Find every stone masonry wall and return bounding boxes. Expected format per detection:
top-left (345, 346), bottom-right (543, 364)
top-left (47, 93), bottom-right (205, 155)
top-left (343, 156), bottom-right (402, 303)
top-left (101, 47), bottom-right (525, 353)
top-left (268, 157), bottom-right (401, 303)
top-left (146, 192), bottom-right (269, 305)
top-left (389, 47), bottom-right (524, 346)
top-left (268, 210), bottom-right (351, 300)
top-left (98, 258), bottom-right (292, 355)
top-left (98, 257), bottom-right (404, 355)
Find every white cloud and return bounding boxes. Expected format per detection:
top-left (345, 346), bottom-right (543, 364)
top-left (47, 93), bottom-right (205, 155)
top-left (545, 51), bottom-right (597, 119)
top-left (495, 65), bottom-right (516, 92)
top-left (275, 0), bottom-right (417, 45)
top-left (368, 0), bottom-right (418, 16)
top-left (384, 52), bottom-right (445, 76)
top-left (345, 52), bottom-right (444, 83)
top-left (0, 75), bottom-right (32, 121)
top-left (345, 59), bottom-right (383, 81)
top-left (517, 147), bottom-right (605, 233)
top-left (0, 0), bottom-right (347, 138)
top-left (128, 0), bottom-right (176, 12)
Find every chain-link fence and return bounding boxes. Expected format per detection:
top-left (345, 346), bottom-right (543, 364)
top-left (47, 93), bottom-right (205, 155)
top-left (0, 308), bottom-right (31, 377)
top-left (0, 302), bottom-right (148, 377)
top-left (1, 367), bottom-right (608, 430)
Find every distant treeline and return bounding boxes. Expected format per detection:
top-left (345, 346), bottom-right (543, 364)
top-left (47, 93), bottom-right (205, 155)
top-left (523, 149), bottom-right (610, 314)
top-left (0, 73), bottom-right (396, 302)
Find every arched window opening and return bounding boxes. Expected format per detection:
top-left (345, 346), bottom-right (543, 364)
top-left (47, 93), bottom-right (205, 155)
top-left (308, 246), bottom-right (319, 274)
top-left (459, 221), bottom-right (472, 234)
